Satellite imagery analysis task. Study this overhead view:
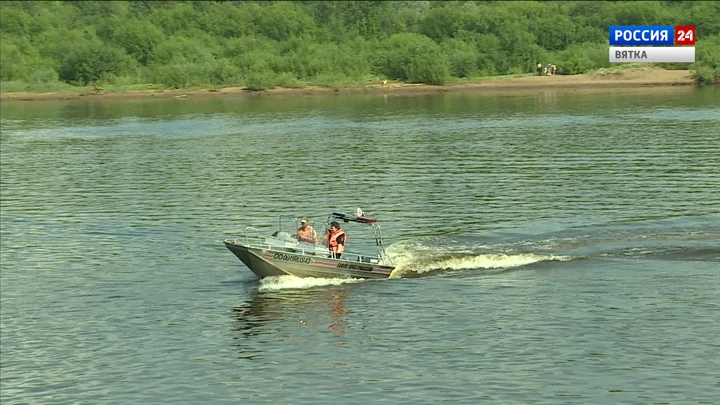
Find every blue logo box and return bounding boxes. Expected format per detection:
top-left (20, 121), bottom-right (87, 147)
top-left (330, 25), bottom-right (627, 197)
top-left (609, 26), bottom-right (674, 46)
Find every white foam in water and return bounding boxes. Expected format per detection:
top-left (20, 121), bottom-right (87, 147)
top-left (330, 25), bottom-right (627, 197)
top-left (258, 275), bottom-right (365, 291)
top-left (393, 253), bottom-right (573, 277)
top-left (433, 253), bottom-right (544, 272)
top-left (385, 240), bottom-right (467, 267)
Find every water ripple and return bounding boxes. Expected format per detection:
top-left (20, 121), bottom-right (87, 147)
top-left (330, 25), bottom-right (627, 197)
top-left (2, 88), bottom-right (719, 404)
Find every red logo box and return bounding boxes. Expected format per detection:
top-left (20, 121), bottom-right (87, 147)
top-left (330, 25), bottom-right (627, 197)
top-left (675, 26), bottom-right (696, 45)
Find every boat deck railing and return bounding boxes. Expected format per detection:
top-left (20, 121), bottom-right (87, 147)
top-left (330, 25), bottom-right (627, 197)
top-left (245, 226), bottom-right (261, 243)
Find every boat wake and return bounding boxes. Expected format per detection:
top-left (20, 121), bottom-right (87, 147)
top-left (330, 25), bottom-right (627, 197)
top-left (386, 240), bottom-right (573, 278)
top-left (384, 215), bottom-right (719, 278)
top-left (258, 275), bottom-right (366, 291)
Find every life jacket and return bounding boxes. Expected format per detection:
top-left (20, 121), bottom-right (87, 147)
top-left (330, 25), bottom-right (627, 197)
top-left (328, 229), bottom-right (346, 254)
top-left (297, 226), bottom-right (317, 244)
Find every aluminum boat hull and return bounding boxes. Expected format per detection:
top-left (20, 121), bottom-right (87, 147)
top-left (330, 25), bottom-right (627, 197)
top-left (224, 240), bottom-right (393, 279)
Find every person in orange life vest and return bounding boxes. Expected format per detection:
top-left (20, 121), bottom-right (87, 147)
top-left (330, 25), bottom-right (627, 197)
top-left (297, 218), bottom-right (318, 244)
top-left (323, 221), bottom-right (346, 259)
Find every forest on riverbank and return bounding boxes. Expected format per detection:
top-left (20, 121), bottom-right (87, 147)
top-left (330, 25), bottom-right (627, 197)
top-left (2, 1), bottom-right (719, 93)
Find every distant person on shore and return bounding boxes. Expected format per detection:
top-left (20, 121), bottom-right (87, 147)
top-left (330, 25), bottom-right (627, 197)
top-left (546, 63), bottom-right (552, 76)
top-left (297, 218), bottom-right (318, 244)
top-left (323, 221), bottom-right (346, 259)
top-left (537, 62), bottom-right (543, 75)
top-left (552, 65), bottom-right (557, 75)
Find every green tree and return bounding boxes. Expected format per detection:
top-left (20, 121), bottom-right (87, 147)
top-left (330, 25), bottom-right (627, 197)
top-left (258, 2), bottom-right (315, 41)
top-left (494, 19), bottom-right (542, 74)
top-left (65, 1), bottom-right (129, 21)
top-left (112, 19), bottom-right (163, 66)
top-left (0, 6), bottom-right (32, 36)
top-left (147, 2), bottom-right (200, 36)
top-left (199, 2), bottom-right (260, 38)
top-left (688, 2), bottom-right (720, 37)
top-left (599, 1), bottom-right (666, 27)
top-left (421, 5), bottom-right (464, 41)
top-left (472, 33), bottom-right (503, 76)
top-left (1, 1), bottom-right (715, 91)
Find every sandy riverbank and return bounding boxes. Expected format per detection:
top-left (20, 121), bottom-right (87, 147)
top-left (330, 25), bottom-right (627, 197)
top-left (0, 67), bottom-right (696, 102)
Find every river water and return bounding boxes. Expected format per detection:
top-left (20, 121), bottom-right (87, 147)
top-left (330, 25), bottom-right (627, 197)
top-left (1, 87), bottom-right (719, 404)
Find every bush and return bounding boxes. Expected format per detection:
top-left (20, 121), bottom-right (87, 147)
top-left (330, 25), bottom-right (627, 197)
top-left (209, 58), bottom-right (242, 86)
top-left (376, 33), bottom-right (450, 84)
top-left (551, 43), bottom-right (610, 75)
top-left (146, 64), bottom-right (191, 88)
top-left (441, 38), bottom-right (479, 78)
top-left (58, 43), bottom-right (135, 85)
top-left (336, 39), bottom-right (373, 79)
top-left (28, 66), bottom-right (59, 84)
top-left (691, 66), bottom-right (720, 86)
top-left (149, 36), bottom-right (217, 66)
top-left (233, 49), bottom-right (279, 80)
top-left (0, 39), bottom-right (29, 82)
top-left (506, 66), bottom-right (526, 75)
top-left (559, 55), bottom-right (595, 75)
top-left (275, 72), bottom-right (305, 88)
top-left (310, 72), bottom-right (355, 90)
top-left (690, 35), bottom-right (720, 85)
top-left (0, 80), bottom-right (28, 93)
top-left (244, 71), bottom-right (277, 91)
top-left (25, 80), bottom-right (77, 93)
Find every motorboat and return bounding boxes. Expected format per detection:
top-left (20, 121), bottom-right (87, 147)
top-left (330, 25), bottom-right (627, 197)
top-left (224, 210), bottom-right (395, 279)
